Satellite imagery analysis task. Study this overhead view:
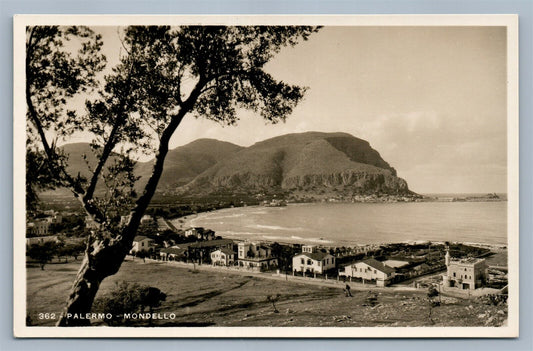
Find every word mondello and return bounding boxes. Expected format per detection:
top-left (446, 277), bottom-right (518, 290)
top-left (123, 313), bottom-right (177, 320)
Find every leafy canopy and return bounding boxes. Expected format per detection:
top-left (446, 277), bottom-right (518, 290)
top-left (26, 25), bottom-right (320, 231)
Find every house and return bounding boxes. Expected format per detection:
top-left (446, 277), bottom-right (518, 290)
top-left (442, 250), bottom-right (487, 290)
top-left (185, 227), bottom-right (204, 237)
top-left (44, 214), bottom-right (62, 224)
top-left (27, 220), bottom-right (50, 236)
top-left (140, 215), bottom-right (156, 229)
top-left (201, 229), bottom-right (216, 241)
top-left (184, 227), bottom-right (215, 240)
top-left (211, 248), bottom-right (236, 266)
top-left (187, 239), bottom-right (235, 264)
top-left (292, 250), bottom-right (336, 275)
top-left (339, 258), bottom-right (395, 287)
top-left (130, 235), bottom-right (155, 254)
top-left (383, 259), bottom-right (410, 269)
top-left (237, 241), bottom-right (278, 269)
top-left (160, 246), bottom-right (188, 261)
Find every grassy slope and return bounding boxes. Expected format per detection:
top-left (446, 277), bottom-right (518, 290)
top-left (27, 259), bottom-right (507, 327)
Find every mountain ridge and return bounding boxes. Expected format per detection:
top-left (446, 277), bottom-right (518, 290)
top-left (53, 132), bottom-right (413, 199)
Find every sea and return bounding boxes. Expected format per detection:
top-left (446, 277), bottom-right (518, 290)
top-left (172, 200), bottom-right (507, 247)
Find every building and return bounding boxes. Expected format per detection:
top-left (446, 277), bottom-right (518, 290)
top-left (185, 227), bottom-right (204, 237)
top-left (184, 227), bottom-right (215, 240)
top-left (26, 235), bottom-right (59, 247)
top-left (44, 214), bottom-right (62, 224)
top-left (27, 220), bottom-right (50, 236)
top-left (140, 215), bottom-right (156, 229)
top-left (187, 239), bottom-right (235, 264)
top-left (442, 250), bottom-right (487, 290)
top-left (237, 241), bottom-right (278, 269)
top-left (339, 258), bottom-right (395, 287)
top-left (160, 246), bottom-right (188, 261)
top-left (293, 246), bottom-right (335, 275)
top-left (130, 235), bottom-right (155, 254)
top-left (292, 250), bottom-right (336, 275)
top-left (210, 248), bottom-right (236, 266)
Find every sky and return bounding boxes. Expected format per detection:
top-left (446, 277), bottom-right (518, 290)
top-left (65, 26), bottom-right (508, 194)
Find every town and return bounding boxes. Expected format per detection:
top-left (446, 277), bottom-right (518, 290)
top-left (26, 209), bottom-right (508, 297)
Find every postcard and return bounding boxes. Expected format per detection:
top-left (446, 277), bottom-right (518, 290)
top-left (13, 14), bottom-right (519, 338)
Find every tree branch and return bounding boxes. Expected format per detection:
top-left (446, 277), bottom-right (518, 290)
top-left (26, 59), bottom-right (105, 223)
top-left (122, 78), bottom-right (206, 239)
top-left (84, 56), bottom-right (137, 202)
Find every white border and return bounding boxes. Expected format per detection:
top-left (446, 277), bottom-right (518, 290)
top-left (13, 14), bottom-right (519, 338)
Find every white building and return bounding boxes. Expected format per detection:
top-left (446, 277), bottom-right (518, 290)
top-left (237, 241), bottom-right (277, 269)
top-left (27, 220), bottom-right (50, 236)
top-left (292, 251), bottom-right (336, 275)
top-left (130, 235), bottom-right (155, 254)
top-left (442, 250), bottom-right (488, 290)
top-left (185, 227), bottom-right (204, 237)
top-left (211, 248), bottom-right (236, 266)
top-left (339, 258), bottom-right (395, 287)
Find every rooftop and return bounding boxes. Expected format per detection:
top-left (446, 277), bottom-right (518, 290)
top-left (188, 239), bottom-right (234, 248)
top-left (133, 235), bottom-right (153, 242)
top-left (160, 247), bottom-right (186, 255)
top-left (450, 257), bottom-right (486, 265)
top-left (360, 258), bottom-right (395, 274)
top-left (295, 251), bottom-right (332, 261)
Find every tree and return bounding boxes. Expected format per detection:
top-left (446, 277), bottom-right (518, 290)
top-left (27, 241), bottom-right (57, 270)
top-left (138, 286), bottom-right (167, 326)
top-left (93, 281), bottom-right (142, 326)
top-left (26, 25), bottom-right (320, 326)
top-left (94, 282), bottom-right (166, 326)
top-left (266, 293), bottom-right (281, 313)
top-left (427, 285), bottom-right (440, 324)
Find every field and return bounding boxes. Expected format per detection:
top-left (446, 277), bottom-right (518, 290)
top-left (26, 259), bottom-right (507, 328)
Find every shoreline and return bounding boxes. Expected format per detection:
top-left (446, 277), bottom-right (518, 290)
top-left (169, 210), bottom-right (506, 252)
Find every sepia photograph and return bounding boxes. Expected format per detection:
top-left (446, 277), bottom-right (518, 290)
top-left (13, 15), bottom-right (519, 338)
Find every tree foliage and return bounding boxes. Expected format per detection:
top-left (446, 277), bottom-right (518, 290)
top-left (27, 241), bottom-right (57, 270)
top-left (93, 281), bottom-right (166, 326)
top-left (25, 24), bottom-right (320, 325)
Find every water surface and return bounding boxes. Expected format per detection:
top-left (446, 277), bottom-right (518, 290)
top-left (173, 202), bottom-right (507, 246)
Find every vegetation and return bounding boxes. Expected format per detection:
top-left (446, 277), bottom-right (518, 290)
top-left (27, 25), bottom-right (320, 325)
top-left (266, 294), bottom-right (281, 313)
top-left (27, 260), bottom-right (508, 327)
top-left (27, 242), bottom-right (57, 270)
top-left (93, 281), bottom-right (166, 326)
top-left (427, 285), bottom-right (440, 323)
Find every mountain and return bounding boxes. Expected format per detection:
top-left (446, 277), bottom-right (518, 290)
top-left (179, 132), bottom-right (412, 196)
top-left (135, 139), bottom-right (243, 191)
top-left (54, 139), bottom-right (242, 194)
top-left (60, 143), bottom-right (121, 181)
top-left (52, 133), bottom-right (412, 199)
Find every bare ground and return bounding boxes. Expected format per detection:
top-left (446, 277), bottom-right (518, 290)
top-left (26, 259), bottom-right (507, 327)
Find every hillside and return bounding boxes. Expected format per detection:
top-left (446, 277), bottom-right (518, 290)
top-left (179, 132), bottom-right (412, 197)
top-left (52, 139), bottom-right (242, 194)
top-left (135, 139), bottom-right (243, 191)
top-left (49, 133), bottom-right (412, 200)
top-left (60, 143), bottom-right (121, 181)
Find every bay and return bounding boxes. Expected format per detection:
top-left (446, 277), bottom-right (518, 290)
top-left (172, 201), bottom-right (507, 247)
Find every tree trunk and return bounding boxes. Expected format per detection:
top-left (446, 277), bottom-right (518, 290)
top-left (56, 82), bottom-right (205, 327)
top-left (56, 237), bottom-right (130, 326)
